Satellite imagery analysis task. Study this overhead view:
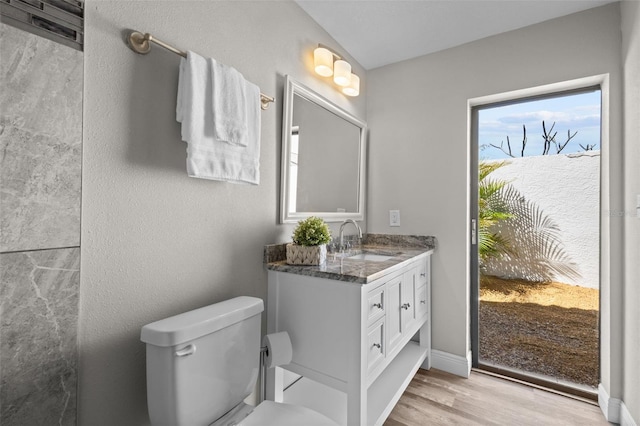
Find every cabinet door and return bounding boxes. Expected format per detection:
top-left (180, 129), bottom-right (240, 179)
top-left (401, 268), bottom-right (416, 328)
top-left (386, 275), bottom-right (403, 351)
top-left (386, 270), bottom-right (416, 354)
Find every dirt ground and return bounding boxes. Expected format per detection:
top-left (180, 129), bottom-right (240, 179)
top-left (479, 275), bottom-right (599, 389)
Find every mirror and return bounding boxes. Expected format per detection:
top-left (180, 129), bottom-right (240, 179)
top-left (280, 76), bottom-right (367, 223)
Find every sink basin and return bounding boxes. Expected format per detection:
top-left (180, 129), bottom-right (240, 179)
top-left (347, 253), bottom-right (394, 262)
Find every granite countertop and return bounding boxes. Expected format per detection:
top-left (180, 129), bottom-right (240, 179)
top-left (263, 234), bottom-right (436, 285)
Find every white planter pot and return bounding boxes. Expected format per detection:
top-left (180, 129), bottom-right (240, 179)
top-left (286, 243), bottom-right (327, 265)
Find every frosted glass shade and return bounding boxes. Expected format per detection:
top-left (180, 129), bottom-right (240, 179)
top-left (333, 60), bottom-right (352, 86)
top-left (342, 73), bottom-right (360, 97)
top-left (314, 47), bottom-right (334, 77)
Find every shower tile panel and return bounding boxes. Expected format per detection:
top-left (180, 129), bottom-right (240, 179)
top-left (0, 23), bottom-right (82, 252)
top-left (0, 23), bottom-right (83, 141)
top-left (1, 123), bottom-right (81, 251)
top-left (0, 247), bottom-right (79, 426)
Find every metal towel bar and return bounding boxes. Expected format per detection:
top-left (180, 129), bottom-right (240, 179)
top-left (126, 30), bottom-right (275, 111)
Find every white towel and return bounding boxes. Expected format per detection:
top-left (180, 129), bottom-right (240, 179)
top-left (209, 58), bottom-right (248, 147)
top-left (176, 51), bottom-right (260, 185)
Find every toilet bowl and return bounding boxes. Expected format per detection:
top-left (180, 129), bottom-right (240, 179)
top-left (213, 400), bottom-right (335, 426)
top-left (141, 296), bottom-right (337, 426)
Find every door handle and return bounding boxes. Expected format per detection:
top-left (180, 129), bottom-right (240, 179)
top-left (471, 219), bottom-right (477, 245)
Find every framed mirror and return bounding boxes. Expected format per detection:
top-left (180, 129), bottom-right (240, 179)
top-left (280, 76), bottom-right (367, 223)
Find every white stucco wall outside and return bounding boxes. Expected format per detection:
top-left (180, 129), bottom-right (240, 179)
top-left (483, 152), bottom-right (600, 289)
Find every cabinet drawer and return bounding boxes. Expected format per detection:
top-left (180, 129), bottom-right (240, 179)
top-left (366, 285), bottom-right (385, 325)
top-left (367, 319), bottom-right (385, 373)
top-left (416, 258), bottom-right (429, 286)
top-left (416, 284), bottom-right (428, 318)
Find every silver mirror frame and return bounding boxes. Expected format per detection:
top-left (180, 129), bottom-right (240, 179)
top-left (280, 75), bottom-right (367, 224)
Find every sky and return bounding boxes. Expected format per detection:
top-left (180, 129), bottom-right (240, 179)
top-left (478, 90), bottom-right (601, 160)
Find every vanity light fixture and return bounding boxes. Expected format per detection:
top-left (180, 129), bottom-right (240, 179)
top-left (333, 60), bottom-right (351, 86)
top-left (342, 73), bottom-right (360, 97)
top-left (313, 46), bottom-right (334, 77)
top-left (312, 44), bottom-right (359, 97)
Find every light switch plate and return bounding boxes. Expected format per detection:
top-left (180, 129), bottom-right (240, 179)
top-left (390, 210), bottom-right (401, 227)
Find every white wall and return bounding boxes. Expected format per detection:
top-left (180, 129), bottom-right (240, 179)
top-left (483, 153), bottom-right (600, 289)
top-left (366, 2), bottom-right (623, 402)
top-left (621, 1), bottom-right (640, 424)
top-left (80, 1), bottom-right (366, 424)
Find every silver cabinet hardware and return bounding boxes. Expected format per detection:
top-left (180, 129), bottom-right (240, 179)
top-left (372, 303), bottom-right (382, 309)
top-left (372, 343), bottom-right (381, 349)
top-left (401, 303), bottom-right (411, 310)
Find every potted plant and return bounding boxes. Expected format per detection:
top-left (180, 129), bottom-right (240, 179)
top-left (286, 216), bottom-right (332, 265)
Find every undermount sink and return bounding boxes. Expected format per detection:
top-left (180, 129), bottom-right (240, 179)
top-left (347, 253), bottom-right (395, 262)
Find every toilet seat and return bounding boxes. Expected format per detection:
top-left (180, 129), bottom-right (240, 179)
top-left (239, 401), bottom-right (338, 426)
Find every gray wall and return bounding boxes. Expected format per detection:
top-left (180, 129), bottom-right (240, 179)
top-left (366, 1), bottom-right (624, 407)
top-left (621, 1), bottom-right (640, 423)
top-left (0, 23), bottom-right (83, 425)
top-left (80, 1), bottom-right (366, 424)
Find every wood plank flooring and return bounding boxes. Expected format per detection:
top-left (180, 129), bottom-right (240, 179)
top-left (385, 369), bottom-right (609, 426)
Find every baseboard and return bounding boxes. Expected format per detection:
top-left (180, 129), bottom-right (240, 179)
top-left (598, 383), bottom-right (621, 423)
top-left (621, 402), bottom-right (638, 426)
top-left (430, 349), bottom-right (472, 378)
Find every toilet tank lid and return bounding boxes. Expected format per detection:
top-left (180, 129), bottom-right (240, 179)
top-left (140, 296), bottom-right (264, 347)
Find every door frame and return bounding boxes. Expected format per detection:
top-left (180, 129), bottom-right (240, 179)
top-left (468, 75), bottom-right (613, 399)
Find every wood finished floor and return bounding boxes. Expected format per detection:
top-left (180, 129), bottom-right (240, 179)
top-left (385, 369), bottom-right (609, 426)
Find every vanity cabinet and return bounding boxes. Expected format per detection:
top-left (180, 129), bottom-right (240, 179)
top-left (266, 253), bottom-right (431, 426)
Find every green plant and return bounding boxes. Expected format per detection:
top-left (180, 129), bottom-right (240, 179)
top-left (292, 216), bottom-right (332, 246)
top-left (479, 161), bottom-right (514, 263)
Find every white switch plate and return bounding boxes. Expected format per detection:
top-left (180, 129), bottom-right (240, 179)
top-left (390, 210), bottom-right (401, 227)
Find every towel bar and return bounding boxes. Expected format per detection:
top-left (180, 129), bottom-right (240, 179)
top-left (127, 30), bottom-right (275, 111)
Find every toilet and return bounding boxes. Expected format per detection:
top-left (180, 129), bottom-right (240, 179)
top-left (140, 296), bottom-right (337, 426)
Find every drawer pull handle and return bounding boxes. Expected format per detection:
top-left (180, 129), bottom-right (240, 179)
top-left (372, 343), bottom-right (381, 349)
top-left (420, 273), bottom-right (426, 277)
top-left (401, 303), bottom-right (411, 310)
top-left (372, 303), bottom-right (382, 309)
top-left (420, 300), bottom-right (426, 304)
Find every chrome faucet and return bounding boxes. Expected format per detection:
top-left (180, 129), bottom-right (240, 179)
top-left (339, 219), bottom-right (363, 251)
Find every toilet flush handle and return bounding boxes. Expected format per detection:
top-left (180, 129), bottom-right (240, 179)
top-left (175, 344), bottom-right (196, 357)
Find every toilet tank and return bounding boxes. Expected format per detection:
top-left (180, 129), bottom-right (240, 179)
top-left (141, 296), bottom-right (264, 426)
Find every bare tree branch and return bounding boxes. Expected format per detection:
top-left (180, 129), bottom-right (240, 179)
top-left (490, 138), bottom-right (515, 158)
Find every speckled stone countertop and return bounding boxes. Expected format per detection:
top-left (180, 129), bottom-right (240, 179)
top-left (264, 234), bottom-right (436, 285)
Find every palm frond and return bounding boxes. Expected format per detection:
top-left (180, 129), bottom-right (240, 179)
top-left (484, 183), bottom-right (581, 282)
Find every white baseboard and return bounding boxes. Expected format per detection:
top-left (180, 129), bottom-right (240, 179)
top-left (430, 349), bottom-right (472, 378)
top-left (598, 383), bottom-right (621, 423)
top-left (621, 402), bottom-right (638, 426)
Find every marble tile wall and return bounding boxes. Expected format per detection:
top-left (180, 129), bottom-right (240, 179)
top-left (0, 248), bottom-right (80, 425)
top-left (0, 23), bottom-right (83, 426)
top-left (1, 22), bottom-right (83, 252)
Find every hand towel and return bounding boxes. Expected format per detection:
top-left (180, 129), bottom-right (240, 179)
top-left (176, 51), bottom-right (261, 185)
top-left (209, 58), bottom-right (249, 147)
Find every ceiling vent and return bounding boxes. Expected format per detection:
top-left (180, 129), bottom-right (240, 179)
top-left (1, 0), bottom-right (83, 51)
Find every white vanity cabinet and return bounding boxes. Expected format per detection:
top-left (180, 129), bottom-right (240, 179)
top-left (266, 253), bottom-right (431, 426)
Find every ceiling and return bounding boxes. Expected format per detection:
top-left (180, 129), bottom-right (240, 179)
top-left (295, 0), bottom-right (618, 70)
